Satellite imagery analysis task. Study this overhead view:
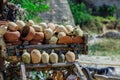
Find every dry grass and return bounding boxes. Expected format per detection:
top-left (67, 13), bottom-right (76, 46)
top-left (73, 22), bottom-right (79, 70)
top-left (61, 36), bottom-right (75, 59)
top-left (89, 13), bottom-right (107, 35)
top-left (88, 38), bottom-right (120, 59)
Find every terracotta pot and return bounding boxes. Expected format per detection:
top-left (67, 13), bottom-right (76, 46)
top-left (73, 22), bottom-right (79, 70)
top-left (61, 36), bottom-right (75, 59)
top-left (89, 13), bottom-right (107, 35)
top-left (21, 26), bottom-right (35, 41)
top-left (12, 40), bottom-right (22, 45)
top-left (65, 51), bottom-right (75, 62)
top-left (33, 32), bottom-right (44, 41)
top-left (73, 36), bottom-right (83, 43)
top-left (6, 40), bottom-right (22, 46)
top-left (41, 51), bottom-right (49, 64)
top-left (8, 22), bottom-right (18, 31)
top-left (49, 50), bottom-right (58, 63)
top-left (48, 23), bottom-right (56, 31)
top-left (29, 40), bottom-right (42, 45)
top-left (16, 20), bottom-right (25, 31)
top-left (31, 49), bottom-right (41, 64)
top-left (58, 36), bottom-right (73, 44)
top-left (4, 31), bottom-right (20, 42)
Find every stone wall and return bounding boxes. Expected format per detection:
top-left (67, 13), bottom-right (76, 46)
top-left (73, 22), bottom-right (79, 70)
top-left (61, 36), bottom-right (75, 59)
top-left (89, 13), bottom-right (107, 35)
top-left (39, 0), bottom-right (75, 25)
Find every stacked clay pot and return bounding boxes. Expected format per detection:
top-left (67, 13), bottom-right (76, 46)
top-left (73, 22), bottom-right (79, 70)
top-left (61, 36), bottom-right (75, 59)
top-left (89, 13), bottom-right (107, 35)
top-left (3, 21), bottom-right (84, 45)
top-left (29, 25), bottom-right (44, 45)
top-left (4, 22), bottom-right (21, 45)
top-left (21, 26), bottom-right (35, 41)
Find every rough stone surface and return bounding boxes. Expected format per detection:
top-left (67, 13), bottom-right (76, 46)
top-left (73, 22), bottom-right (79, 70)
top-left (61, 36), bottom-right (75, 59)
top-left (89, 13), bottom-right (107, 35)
top-left (39, 0), bottom-right (75, 25)
top-left (101, 30), bottom-right (120, 39)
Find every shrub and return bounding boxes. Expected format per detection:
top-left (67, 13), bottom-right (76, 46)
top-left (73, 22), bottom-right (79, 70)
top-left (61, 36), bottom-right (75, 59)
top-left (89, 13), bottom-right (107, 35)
top-left (9, 0), bottom-right (50, 20)
top-left (98, 4), bottom-right (117, 17)
top-left (69, 1), bottom-right (93, 26)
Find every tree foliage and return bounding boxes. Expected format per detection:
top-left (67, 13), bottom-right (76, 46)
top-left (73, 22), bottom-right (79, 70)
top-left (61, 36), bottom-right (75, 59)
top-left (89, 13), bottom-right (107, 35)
top-left (69, 1), bottom-right (93, 26)
top-left (9, 0), bottom-right (49, 20)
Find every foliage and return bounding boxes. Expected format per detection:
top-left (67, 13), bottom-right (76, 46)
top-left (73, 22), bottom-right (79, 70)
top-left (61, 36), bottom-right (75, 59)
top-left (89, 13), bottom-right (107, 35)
top-left (98, 4), bottom-right (117, 17)
top-left (106, 16), bottom-right (116, 22)
top-left (9, 0), bottom-right (50, 20)
top-left (88, 39), bottom-right (120, 56)
top-left (68, 1), bottom-right (93, 26)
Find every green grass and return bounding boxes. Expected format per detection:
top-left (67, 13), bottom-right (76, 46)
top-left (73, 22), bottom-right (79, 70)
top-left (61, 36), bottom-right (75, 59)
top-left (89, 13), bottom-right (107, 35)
top-left (88, 39), bottom-right (120, 57)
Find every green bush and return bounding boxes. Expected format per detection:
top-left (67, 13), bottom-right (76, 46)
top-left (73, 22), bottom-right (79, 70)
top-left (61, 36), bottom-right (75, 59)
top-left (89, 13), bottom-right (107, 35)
top-left (69, 1), bottom-right (93, 26)
top-left (98, 4), bottom-right (117, 17)
top-left (9, 0), bottom-right (49, 20)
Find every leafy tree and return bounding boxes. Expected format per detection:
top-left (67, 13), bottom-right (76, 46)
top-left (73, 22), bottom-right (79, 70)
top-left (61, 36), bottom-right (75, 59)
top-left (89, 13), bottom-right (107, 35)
top-left (98, 4), bottom-right (117, 17)
top-left (69, 1), bottom-right (93, 26)
top-left (9, 0), bottom-right (49, 20)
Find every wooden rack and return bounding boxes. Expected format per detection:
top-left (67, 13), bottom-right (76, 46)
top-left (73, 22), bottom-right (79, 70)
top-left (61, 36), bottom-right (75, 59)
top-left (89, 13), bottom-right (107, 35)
top-left (20, 61), bottom-right (88, 80)
top-left (0, 33), bottom-right (89, 80)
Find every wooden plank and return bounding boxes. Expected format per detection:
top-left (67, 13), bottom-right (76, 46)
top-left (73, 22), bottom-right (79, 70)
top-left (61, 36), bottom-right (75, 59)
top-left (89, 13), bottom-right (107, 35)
top-left (74, 62), bottom-right (87, 80)
top-left (20, 62), bottom-right (27, 80)
top-left (6, 44), bottom-right (84, 49)
top-left (25, 62), bottom-right (74, 69)
top-left (0, 58), bottom-right (4, 71)
top-left (6, 44), bottom-right (86, 56)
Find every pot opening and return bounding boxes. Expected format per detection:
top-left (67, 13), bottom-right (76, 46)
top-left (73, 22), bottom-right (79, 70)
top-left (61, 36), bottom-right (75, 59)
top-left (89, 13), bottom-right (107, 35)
top-left (21, 26), bottom-right (30, 38)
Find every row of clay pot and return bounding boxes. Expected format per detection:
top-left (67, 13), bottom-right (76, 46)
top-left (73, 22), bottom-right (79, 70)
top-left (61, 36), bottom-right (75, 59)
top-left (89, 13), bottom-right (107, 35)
top-left (3, 20), bottom-right (84, 45)
top-left (4, 26), bottom-right (45, 45)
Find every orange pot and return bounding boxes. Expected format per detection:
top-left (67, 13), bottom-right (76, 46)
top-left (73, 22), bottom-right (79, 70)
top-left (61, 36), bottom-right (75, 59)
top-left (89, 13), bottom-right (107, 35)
top-left (29, 40), bottom-right (42, 45)
top-left (4, 31), bottom-right (20, 42)
top-left (73, 36), bottom-right (83, 43)
top-left (58, 36), bottom-right (73, 44)
top-left (6, 40), bottom-right (22, 46)
top-left (21, 26), bottom-right (35, 41)
top-left (33, 32), bottom-right (44, 41)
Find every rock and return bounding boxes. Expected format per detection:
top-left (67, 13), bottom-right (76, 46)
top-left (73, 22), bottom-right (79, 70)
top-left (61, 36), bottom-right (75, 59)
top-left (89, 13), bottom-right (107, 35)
top-left (39, 0), bottom-right (75, 25)
top-left (101, 30), bottom-right (120, 39)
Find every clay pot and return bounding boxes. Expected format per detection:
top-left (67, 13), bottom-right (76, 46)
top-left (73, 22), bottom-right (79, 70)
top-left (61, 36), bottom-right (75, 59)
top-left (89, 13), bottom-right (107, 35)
top-left (16, 20), bottom-right (25, 31)
top-left (21, 26), bottom-right (35, 41)
top-left (6, 40), bottom-right (22, 46)
top-left (0, 25), bottom-right (7, 35)
top-left (57, 32), bottom-right (66, 38)
top-left (33, 32), bottom-right (44, 41)
top-left (48, 23), bottom-right (56, 31)
top-left (31, 49), bottom-right (41, 64)
top-left (8, 22), bottom-right (18, 31)
top-left (44, 28), bottom-right (53, 40)
top-left (49, 36), bottom-right (58, 44)
top-left (22, 49), bottom-right (31, 64)
top-left (12, 40), bottom-right (22, 45)
top-left (73, 36), bottom-right (83, 43)
top-left (65, 51), bottom-right (75, 62)
top-left (26, 20), bottom-right (35, 26)
top-left (57, 36), bottom-right (73, 44)
top-left (4, 31), bottom-right (20, 42)
top-left (29, 40), bottom-right (42, 45)
top-left (49, 50), bottom-right (58, 63)
top-left (66, 25), bottom-right (74, 33)
top-left (32, 25), bottom-right (43, 32)
top-left (41, 51), bottom-right (49, 64)
top-left (58, 51), bottom-right (65, 63)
